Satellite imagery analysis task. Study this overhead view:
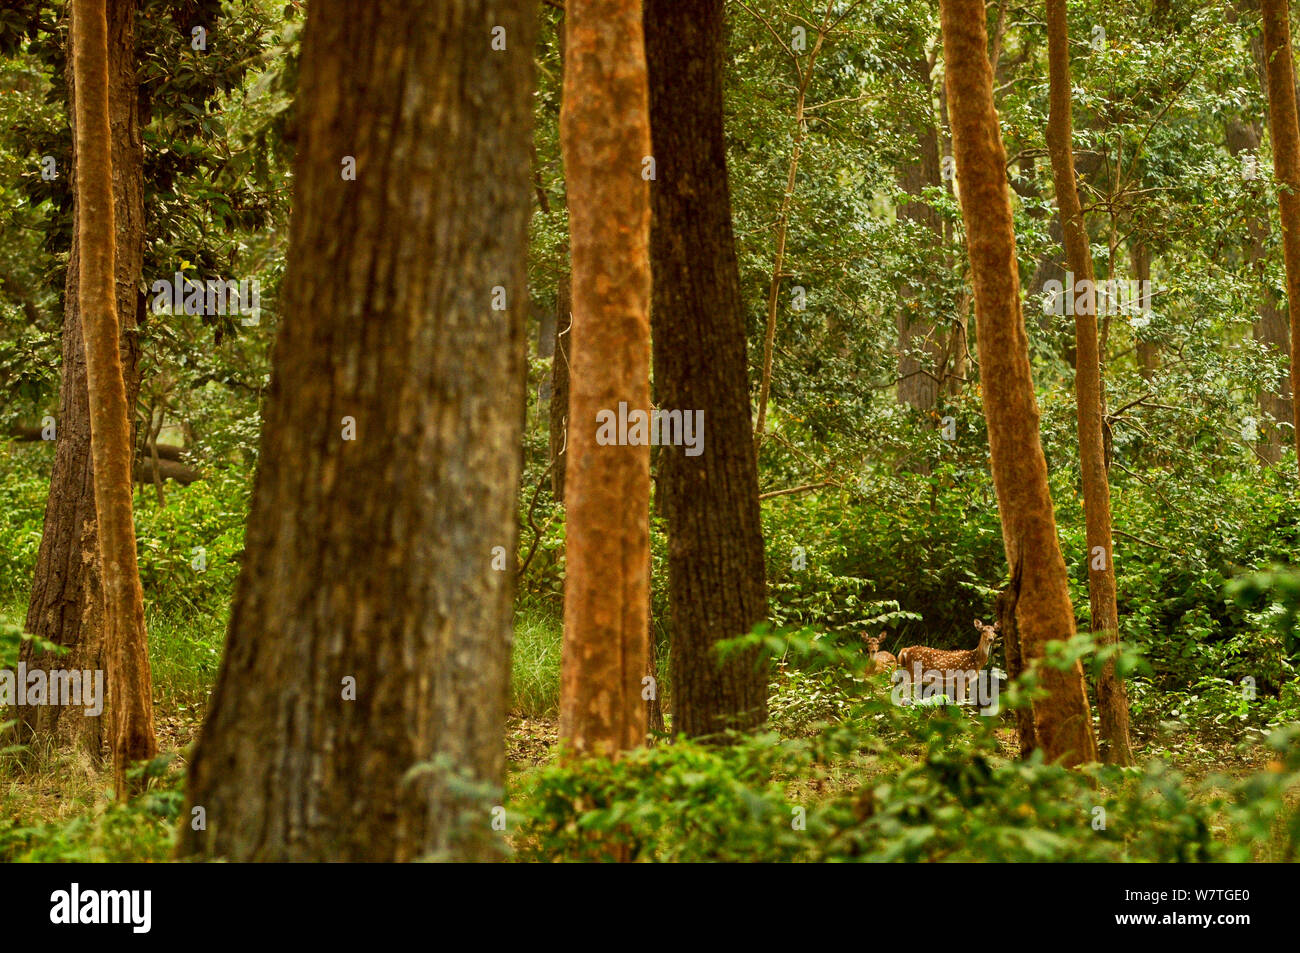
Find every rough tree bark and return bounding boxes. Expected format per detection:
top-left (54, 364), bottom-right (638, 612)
top-left (645, 0), bottom-right (768, 738)
top-left (1044, 0), bottom-right (1133, 766)
top-left (897, 54), bottom-right (947, 413)
top-left (941, 0), bottom-right (1098, 766)
top-left (69, 0), bottom-right (155, 797)
top-left (557, 0), bottom-right (652, 758)
top-left (19, 0), bottom-right (144, 760)
top-left (1261, 0), bottom-right (1300, 471)
top-left (180, 0), bottom-right (537, 861)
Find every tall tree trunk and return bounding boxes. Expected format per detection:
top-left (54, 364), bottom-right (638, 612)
top-left (1261, 0), bottom-right (1300, 472)
top-left (1228, 113), bottom-right (1292, 462)
top-left (557, 0), bottom-right (652, 758)
top-left (897, 56), bottom-right (946, 413)
top-left (19, 0), bottom-right (144, 761)
top-left (1044, 0), bottom-right (1133, 767)
top-left (180, 0), bottom-right (537, 861)
top-left (69, 0), bottom-right (155, 798)
top-left (645, 0), bottom-right (768, 739)
top-left (1236, 2), bottom-right (1295, 463)
top-left (753, 5), bottom-right (834, 449)
top-left (941, 0), bottom-right (1098, 767)
top-left (996, 553), bottom-right (1037, 756)
top-left (1130, 243), bottom-right (1160, 382)
top-left (549, 270), bottom-right (572, 501)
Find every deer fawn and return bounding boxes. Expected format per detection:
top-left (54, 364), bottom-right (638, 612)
top-left (861, 632), bottom-right (897, 675)
top-left (896, 620), bottom-right (999, 703)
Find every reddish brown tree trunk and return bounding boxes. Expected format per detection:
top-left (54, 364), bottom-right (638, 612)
top-left (942, 0), bottom-right (1098, 766)
top-left (70, 0), bottom-right (156, 797)
top-left (1045, 0), bottom-right (1133, 766)
top-left (1261, 0), bottom-right (1300, 472)
top-left (180, 0), bottom-right (537, 860)
top-left (20, 0), bottom-right (144, 761)
top-left (645, 0), bottom-right (768, 738)
top-left (557, 0), bottom-right (652, 758)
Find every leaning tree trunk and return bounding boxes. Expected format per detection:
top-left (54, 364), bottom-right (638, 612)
top-left (1044, 0), bottom-right (1133, 766)
top-left (69, 0), bottom-right (155, 798)
top-left (942, 0), bottom-right (1098, 766)
top-left (557, 0), bottom-right (653, 758)
top-left (1261, 0), bottom-right (1300, 472)
top-left (645, 0), bottom-right (768, 739)
top-left (180, 0), bottom-right (537, 861)
top-left (20, 0), bottom-right (144, 761)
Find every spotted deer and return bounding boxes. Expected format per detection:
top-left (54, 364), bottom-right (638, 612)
top-left (861, 632), bottom-right (898, 675)
top-left (896, 620), bottom-right (999, 703)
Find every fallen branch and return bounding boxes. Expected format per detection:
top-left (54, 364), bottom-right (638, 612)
top-left (759, 480), bottom-right (834, 501)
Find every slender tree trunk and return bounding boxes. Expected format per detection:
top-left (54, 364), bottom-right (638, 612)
top-left (754, 9), bottom-right (831, 448)
top-left (19, 0), bottom-right (144, 761)
top-left (557, 0), bottom-right (652, 758)
top-left (996, 554), bottom-right (1037, 756)
top-left (1236, 3), bottom-right (1295, 462)
top-left (180, 0), bottom-right (537, 861)
top-left (1261, 0), bottom-right (1300, 471)
top-left (942, 0), bottom-right (1098, 766)
top-left (897, 56), bottom-right (946, 413)
top-left (1227, 110), bottom-right (1292, 462)
top-left (940, 83), bottom-right (969, 397)
top-left (645, 0), bottom-right (768, 739)
top-left (549, 269), bottom-right (571, 501)
top-left (1130, 243), bottom-right (1160, 382)
top-left (69, 0), bottom-right (155, 797)
top-left (1044, 0), bottom-right (1132, 766)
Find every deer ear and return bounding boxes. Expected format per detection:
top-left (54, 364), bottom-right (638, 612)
top-left (992, 621), bottom-right (1001, 632)
top-left (973, 619), bottom-right (981, 630)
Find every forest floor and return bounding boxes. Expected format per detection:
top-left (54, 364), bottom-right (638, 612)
top-left (0, 594), bottom-right (1291, 860)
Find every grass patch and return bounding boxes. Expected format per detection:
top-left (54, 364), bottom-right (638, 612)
top-left (511, 598), bottom-right (562, 718)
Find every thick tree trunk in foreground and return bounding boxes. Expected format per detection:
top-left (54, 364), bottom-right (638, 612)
top-left (69, 0), bottom-right (155, 797)
top-left (1261, 0), bottom-right (1300, 472)
top-left (557, 0), bottom-right (652, 758)
top-left (181, 0), bottom-right (537, 861)
top-left (20, 0), bottom-right (144, 760)
top-left (941, 0), bottom-right (1097, 766)
top-left (645, 0), bottom-right (768, 738)
top-left (1044, 0), bottom-right (1133, 767)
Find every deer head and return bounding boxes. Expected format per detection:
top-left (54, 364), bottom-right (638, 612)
top-left (972, 619), bottom-right (1000, 666)
top-left (862, 631), bottom-right (882, 654)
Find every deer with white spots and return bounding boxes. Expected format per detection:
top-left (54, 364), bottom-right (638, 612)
top-left (896, 620), bottom-right (1000, 703)
top-left (861, 632), bottom-right (897, 675)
